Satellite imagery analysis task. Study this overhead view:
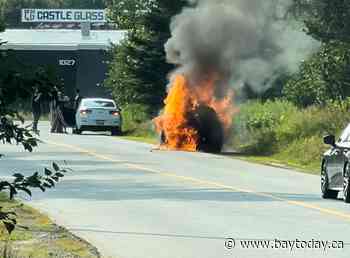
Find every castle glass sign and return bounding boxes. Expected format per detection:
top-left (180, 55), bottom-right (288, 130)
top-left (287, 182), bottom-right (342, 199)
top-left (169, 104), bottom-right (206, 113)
top-left (21, 9), bottom-right (107, 23)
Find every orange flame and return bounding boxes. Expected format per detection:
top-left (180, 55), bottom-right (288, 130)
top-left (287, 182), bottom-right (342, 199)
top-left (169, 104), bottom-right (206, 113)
top-left (154, 73), bottom-right (237, 152)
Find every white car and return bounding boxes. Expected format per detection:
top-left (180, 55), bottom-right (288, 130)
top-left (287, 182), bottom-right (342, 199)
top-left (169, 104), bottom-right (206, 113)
top-left (74, 98), bottom-right (122, 136)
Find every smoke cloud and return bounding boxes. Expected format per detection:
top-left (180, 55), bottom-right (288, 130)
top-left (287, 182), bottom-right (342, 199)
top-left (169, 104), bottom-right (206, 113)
top-left (165, 0), bottom-right (320, 94)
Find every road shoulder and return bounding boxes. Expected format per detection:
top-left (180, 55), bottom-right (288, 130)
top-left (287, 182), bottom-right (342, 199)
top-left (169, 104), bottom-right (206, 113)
top-left (0, 194), bottom-right (100, 258)
top-left (118, 135), bottom-right (319, 174)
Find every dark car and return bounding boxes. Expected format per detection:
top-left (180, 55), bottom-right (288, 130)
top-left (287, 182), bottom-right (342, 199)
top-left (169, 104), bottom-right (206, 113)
top-left (322, 126), bottom-right (350, 203)
top-left (160, 105), bottom-right (224, 153)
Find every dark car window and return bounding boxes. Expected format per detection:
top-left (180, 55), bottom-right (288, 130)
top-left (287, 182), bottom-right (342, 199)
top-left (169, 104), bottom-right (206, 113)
top-left (339, 124), bottom-right (350, 143)
top-left (83, 100), bottom-right (116, 108)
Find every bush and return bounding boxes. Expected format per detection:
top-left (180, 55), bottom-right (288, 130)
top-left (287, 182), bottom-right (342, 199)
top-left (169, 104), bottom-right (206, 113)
top-left (232, 100), bottom-right (297, 154)
top-left (231, 99), bottom-right (350, 158)
top-left (121, 104), bottom-right (157, 138)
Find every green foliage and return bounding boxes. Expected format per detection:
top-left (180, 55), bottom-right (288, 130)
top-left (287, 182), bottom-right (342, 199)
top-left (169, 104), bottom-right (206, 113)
top-left (105, 0), bottom-right (154, 30)
top-left (0, 78), bottom-right (65, 236)
top-left (273, 135), bottom-right (324, 172)
top-left (105, 0), bottom-right (186, 113)
top-left (0, 45), bottom-right (41, 154)
top-left (0, 50), bottom-right (60, 107)
top-left (0, 116), bottom-right (38, 152)
top-left (284, 41), bottom-right (350, 106)
top-left (283, 54), bottom-right (327, 107)
top-left (0, 50), bottom-right (60, 153)
top-left (291, 0), bottom-right (350, 43)
top-left (233, 100), bottom-right (298, 154)
top-left (0, 163), bottom-right (70, 235)
top-left (121, 104), bottom-right (156, 138)
top-left (283, 1), bottom-right (350, 106)
top-left (232, 100), bottom-right (350, 163)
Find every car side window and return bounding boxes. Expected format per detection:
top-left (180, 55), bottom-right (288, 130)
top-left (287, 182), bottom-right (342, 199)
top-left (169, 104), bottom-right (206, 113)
top-left (339, 124), bottom-right (350, 143)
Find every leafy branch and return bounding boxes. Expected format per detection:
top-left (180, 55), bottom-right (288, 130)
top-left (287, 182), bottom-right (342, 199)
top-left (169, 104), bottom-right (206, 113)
top-left (0, 115), bottom-right (38, 152)
top-left (0, 162), bottom-right (71, 235)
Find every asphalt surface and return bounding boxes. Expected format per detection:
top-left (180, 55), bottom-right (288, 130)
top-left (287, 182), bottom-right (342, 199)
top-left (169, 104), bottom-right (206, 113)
top-left (1, 122), bottom-right (350, 258)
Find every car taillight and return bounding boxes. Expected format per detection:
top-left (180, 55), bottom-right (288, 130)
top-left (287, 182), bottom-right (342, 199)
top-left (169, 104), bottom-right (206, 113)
top-left (110, 110), bottom-right (120, 116)
top-left (80, 109), bottom-right (92, 115)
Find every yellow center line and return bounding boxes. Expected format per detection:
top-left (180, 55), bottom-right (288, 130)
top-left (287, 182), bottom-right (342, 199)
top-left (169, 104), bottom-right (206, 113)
top-left (45, 140), bottom-right (350, 222)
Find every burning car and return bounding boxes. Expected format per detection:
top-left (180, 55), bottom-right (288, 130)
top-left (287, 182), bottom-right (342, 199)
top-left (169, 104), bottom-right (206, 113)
top-left (155, 74), bottom-right (235, 153)
top-left (160, 104), bottom-right (224, 153)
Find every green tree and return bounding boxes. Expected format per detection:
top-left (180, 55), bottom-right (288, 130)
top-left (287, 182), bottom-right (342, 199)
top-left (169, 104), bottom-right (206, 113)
top-left (284, 41), bottom-right (350, 106)
top-left (105, 0), bottom-right (186, 113)
top-left (284, 0), bottom-right (350, 106)
top-left (292, 0), bottom-right (350, 43)
top-left (105, 0), bottom-right (153, 30)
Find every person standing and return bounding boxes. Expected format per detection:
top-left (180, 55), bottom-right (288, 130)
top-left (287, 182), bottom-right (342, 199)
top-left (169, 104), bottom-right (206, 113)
top-left (49, 86), bottom-right (59, 130)
top-left (32, 87), bottom-right (42, 133)
top-left (73, 89), bottom-right (82, 111)
top-left (51, 91), bottom-right (68, 134)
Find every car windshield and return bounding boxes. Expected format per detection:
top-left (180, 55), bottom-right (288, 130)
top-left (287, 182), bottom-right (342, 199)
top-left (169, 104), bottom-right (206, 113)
top-left (83, 100), bottom-right (116, 108)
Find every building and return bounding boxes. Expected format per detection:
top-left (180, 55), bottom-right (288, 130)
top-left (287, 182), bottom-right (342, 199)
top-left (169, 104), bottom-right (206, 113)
top-left (0, 29), bottom-right (126, 98)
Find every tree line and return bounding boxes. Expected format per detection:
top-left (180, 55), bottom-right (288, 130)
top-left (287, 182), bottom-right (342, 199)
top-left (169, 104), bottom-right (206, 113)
top-left (104, 0), bottom-right (350, 113)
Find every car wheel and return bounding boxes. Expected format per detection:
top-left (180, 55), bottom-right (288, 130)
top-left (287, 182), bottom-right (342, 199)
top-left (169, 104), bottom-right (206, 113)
top-left (321, 161), bottom-right (338, 199)
top-left (343, 163), bottom-right (350, 203)
top-left (188, 105), bottom-right (224, 153)
top-left (111, 127), bottom-right (121, 136)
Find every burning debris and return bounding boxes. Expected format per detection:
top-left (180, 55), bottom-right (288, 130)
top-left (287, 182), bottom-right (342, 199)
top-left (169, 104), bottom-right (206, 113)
top-left (155, 0), bottom-right (319, 153)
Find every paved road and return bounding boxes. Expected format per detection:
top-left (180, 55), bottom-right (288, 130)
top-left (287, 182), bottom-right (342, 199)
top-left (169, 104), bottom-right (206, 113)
top-left (1, 123), bottom-right (350, 258)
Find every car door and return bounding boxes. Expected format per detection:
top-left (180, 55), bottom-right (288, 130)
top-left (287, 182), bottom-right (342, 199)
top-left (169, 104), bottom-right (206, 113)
top-left (327, 146), bottom-right (340, 186)
top-left (329, 124), bottom-right (350, 188)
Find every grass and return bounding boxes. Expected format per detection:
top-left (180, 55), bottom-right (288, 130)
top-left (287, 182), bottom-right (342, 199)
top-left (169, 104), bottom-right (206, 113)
top-left (120, 103), bottom-right (158, 143)
top-left (232, 135), bottom-right (324, 174)
top-left (236, 155), bottom-right (320, 174)
top-left (0, 193), bottom-right (100, 258)
top-left (229, 100), bottom-right (350, 174)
